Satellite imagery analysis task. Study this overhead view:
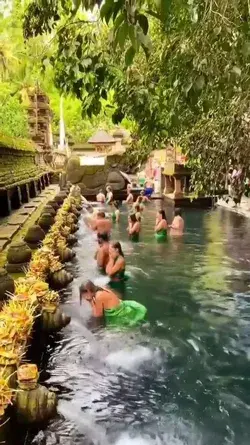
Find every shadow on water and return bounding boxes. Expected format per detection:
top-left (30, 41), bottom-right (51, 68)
top-left (17, 203), bottom-right (250, 445)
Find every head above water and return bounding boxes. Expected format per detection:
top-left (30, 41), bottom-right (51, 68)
top-left (106, 186), bottom-right (112, 192)
top-left (129, 213), bottom-right (137, 224)
top-left (97, 211), bottom-right (106, 219)
top-left (98, 233), bottom-right (109, 245)
top-left (109, 241), bottom-right (124, 258)
top-left (174, 208), bottom-right (182, 217)
top-left (99, 189), bottom-right (104, 194)
top-left (140, 190), bottom-right (144, 196)
top-left (158, 210), bottom-right (167, 221)
top-left (79, 280), bottom-right (97, 302)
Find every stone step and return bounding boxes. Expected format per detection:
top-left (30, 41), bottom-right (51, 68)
top-left (17, 207), bottom-right (36, 216)
top-left (0, 225), bottom-right (20, 240)
top-left (8, 214), bottom-right (29, 226)
top-left (0, 239), bottom-right (10, 252)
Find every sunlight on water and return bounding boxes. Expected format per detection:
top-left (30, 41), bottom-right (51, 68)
top-left (39, 205), bottom-right (250, 445)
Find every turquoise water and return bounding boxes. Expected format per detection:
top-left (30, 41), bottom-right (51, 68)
top-left (34, 202), bottom-right (250, 445)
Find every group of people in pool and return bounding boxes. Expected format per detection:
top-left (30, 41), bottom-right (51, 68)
top-left (79, 185), bottom-right (184, 326)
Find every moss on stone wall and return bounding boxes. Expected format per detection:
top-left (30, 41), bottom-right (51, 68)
top-left (0, 134), bottom-right (36, 153)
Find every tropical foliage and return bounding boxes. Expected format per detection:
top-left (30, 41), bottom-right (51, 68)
top-left (1, 0), bottom-right (250, 192)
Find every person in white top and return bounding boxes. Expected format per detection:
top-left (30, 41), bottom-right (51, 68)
top-left (96, 189), bottom-right (106, 203)
top-left (106, 186), bottom-right (113, 204)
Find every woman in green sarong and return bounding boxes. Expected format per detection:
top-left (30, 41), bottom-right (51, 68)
top-left (155, 210), bottom-right (168, 242)
top-left (106, 241), bottom-right (126, 281)
top-left (79, 281), bottom-right (147, 326)
top-left (127, 213), bottom-right (141, 242)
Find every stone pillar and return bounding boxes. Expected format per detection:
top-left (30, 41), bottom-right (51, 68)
top-left (164, 176), bottom-right (174, 194)
top-left (173, 177), bottom-right (183, 198)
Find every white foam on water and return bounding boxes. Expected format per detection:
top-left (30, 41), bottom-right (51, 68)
top-left (105, 345), bottom-right (160, 371)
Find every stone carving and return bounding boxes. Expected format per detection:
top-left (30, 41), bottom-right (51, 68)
top-left (66, 154), bottom-right (129, 197)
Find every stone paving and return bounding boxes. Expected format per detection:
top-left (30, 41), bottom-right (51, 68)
top-left (216, 196), bottom-right (250, 218)
top-left (0, 185), bottom-right (59, 253)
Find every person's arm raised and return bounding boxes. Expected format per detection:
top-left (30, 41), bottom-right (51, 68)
top-left (92, 292), bottom-right (105, 318)
top-left (106, 257), bottom-right (125, 277)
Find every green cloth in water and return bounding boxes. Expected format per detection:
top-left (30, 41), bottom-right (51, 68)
top-left (104, 300), bottom-right (147, 326)
top-left (130, 232), bottom-right (139, 242)
top-left (111, 211), bottom-right (116, 223)
top-left (155, 229), bottom-right (167, 242)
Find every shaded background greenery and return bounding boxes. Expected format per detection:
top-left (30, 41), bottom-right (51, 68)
top-left (1, 0), bottom-right (250, 193)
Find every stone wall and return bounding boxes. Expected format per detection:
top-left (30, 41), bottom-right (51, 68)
top-left (66, 153), bottom-right (128, 197)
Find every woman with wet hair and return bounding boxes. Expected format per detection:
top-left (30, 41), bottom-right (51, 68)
top-left (127, 213), bottom-right (141, 242)
top-left (106, 241), bottom-right (126, 281)
top-left (155, 210), bottom-right (168, 242)
top-left (79, 281), bottom-right (147, 326)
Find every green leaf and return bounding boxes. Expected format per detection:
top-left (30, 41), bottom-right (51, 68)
top-left (137, 14), bottom-right (149, 35)
top-left (114, 12), bottom-right (125, 30)
top-left (128, 24), bottom-right (138, 50)
top-left (125, 46), bottom-right (136, 66)
top-left (100, 0), bottom-right (114, 24)
top-left (116, 21), bottom-right (129, 50)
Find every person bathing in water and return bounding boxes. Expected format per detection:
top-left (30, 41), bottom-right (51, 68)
top-left (127, 213), bottom-right (141, 242)
top-left (106, 241), bottom-right (126, 281)
top-left (96, 189), bottom-right (105, 203)
top-left (110, 201), bottom-right (120, 223)
top-left (155, 210), bottom-right (168, 241)
top-left (92, 211), bottom-right (112, 238)
top-left (138, 190), bottom-right (150, 203)
top-left (79, 281), bottom-right (147, 326)
top-left (124, 189), bottom-right (134, 205)
top-left (106, 186), bottom-right (113, 204)
top-left (95, 233), bottom-right (110, 271)
top-left (169, 208), bottom-right (184, 235)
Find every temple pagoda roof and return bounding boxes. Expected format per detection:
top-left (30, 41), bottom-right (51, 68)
top-left (88, 130), bottom-right (115, 144)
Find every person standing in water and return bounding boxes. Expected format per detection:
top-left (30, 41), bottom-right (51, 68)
top-left (155, 210), bottom-right (168, 241)
top-left (127, 213), bottom-right (141, 242)
top-left (106, 241), bottom-right (126, 281)
top-left (125, 189), bottom-right (134, 205)
top-left (110, 201), bottom-right (120, 223)
top-left (169, 208), bottom-right (184, 236)
top-left (95, 233), bottom-right (110, 271)
top-left (92, 211), bottom-right (112, 238)
top-left (96, 189), bottom-right (105, 203)
top-left (106, 186), bottom-right (113, 204)
top-left (79, 281), bottom-right (147, 326)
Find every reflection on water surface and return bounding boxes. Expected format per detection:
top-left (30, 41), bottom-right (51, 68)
top-left (27, 204), bottom-right (250, 445)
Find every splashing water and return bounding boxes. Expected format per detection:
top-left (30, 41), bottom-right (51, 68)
top-left (105, 345), bottom-right (161, 372)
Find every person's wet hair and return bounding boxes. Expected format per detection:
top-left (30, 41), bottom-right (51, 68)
top-left (159, 210), bottom-right (167, 220)
top-left (98, 233), bottom-right (109, 243)
top-left (97, 211), bottom-right (105, 218)
top-left (137, 196), bottom-right (143, 203)
top-left (111, 241), bottom-right (124, 257)
top-left (129, 213), bottom-right (137, 223)
top-left (175, 208), bottom-right (182, 217)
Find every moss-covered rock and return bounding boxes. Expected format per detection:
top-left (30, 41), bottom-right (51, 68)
top-left (38, 213), bottom-right (55, 232)
top-left (0, 268), bottom-right (14, 303)
top-left (49, 269), bottom-right (73, 290)
top-left (41, 307), bottom-right (71, 332)
top-left (24, 225), bottom-right (45, 249)
top-left (57, 246), bottom-right (75, 263)
top-left (6, 241), bottom-right (32, 265)
top-left (41, 205), bottom-right (56, 217)
top-left (67, 234), bottom-right (77, 246)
